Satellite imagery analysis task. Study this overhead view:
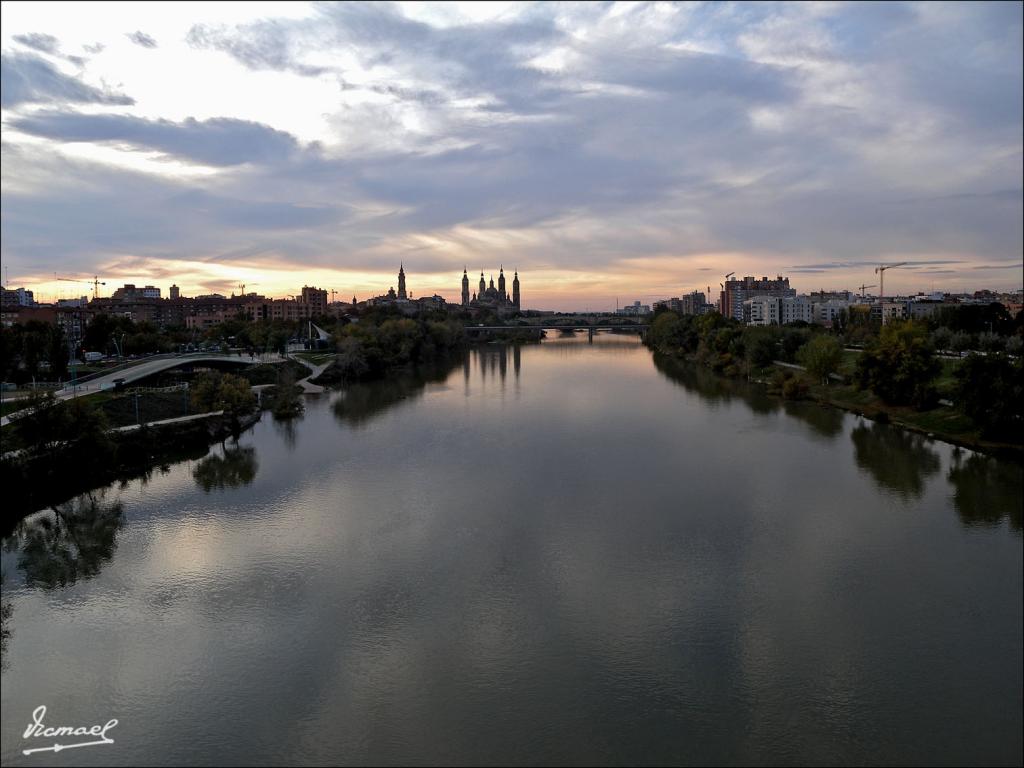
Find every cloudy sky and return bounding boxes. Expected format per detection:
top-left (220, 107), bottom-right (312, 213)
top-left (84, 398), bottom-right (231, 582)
top-left (1, 1), bottom-right (1021, 310)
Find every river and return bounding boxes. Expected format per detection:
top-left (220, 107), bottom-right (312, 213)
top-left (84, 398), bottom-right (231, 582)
top-left (1, 332), bottom-right (1021, 766)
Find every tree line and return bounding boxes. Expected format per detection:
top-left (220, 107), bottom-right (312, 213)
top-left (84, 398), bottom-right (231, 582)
top-left (646, 307), bottom-right (1022, 442)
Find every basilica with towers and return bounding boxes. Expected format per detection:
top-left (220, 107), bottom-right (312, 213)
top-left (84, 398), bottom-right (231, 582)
top-left (364, 264), bottom-right (521, 316)
top-left (462, 267), bottom-right (520, 314)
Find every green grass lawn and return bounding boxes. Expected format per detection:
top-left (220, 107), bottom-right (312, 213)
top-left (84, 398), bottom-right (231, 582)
top-left (934, 358), bottom-right (961, 398)
top-left (3, 390), bottom-right (199, 435)
top-left (838, 349), bottom-right (861, 377)
top-left (94, 390), bottom-right (195, 428)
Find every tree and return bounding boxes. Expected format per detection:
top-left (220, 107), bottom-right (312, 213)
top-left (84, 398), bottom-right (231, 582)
top-left (950, 331), bottom-right (973, 354)
top-left (780, 326), bottom-right (812, 362)
top-left (12, 391), bottom-right (109, 453)
top-left (744, 327), bottom-right (778, 370)
top-left (930, 326), bottom-right (952, 354)
top-left (269, 368), bottom-right (304, 419)
top-left (977, 332), bottom-right (1006, 354)
top-left (190, 372), bottom-right (256, 417)
top-left (332, 336), bottom-right (370, 380)
top-left (797, 335), bottom-right (843, 385)
top-left (954, 353), bottom-right (1023, 440)
top-left (47, 326), bottom-right (69, 380)
top-left (855, 320), bottom-right (941, 408)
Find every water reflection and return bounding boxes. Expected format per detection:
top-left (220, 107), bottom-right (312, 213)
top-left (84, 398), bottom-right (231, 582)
top-left (10, 496), bottom-right (125, 590)
top-left (653, 353), bottom-right (844, 432)
top-left (193, 446), bottom-right (259, 492)
top-left (948, 452), bottom-right (1023, 532)
top-left (782, 400), bottom-right (845, 439)
top-left (273, 411), bottom-right (301, 450)
top-left (850, 421), bottom-right (941, 499)
top-left (0, 574), bottom-right (11, 672)
top-left (653, 352), bottom-right (774, 411)
top-left (332, 355), bottom-right (465, 427)
top-left (0, 336), bottom-right (1020, 766)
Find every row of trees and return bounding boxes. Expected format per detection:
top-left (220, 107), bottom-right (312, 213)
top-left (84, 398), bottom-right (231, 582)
top-left (0, 313), bottom-right (320, 385)
top-left (0, 322), bottom-right (70, 383)
top-left (647, 308), bottom-right (1022, 441)
top-left (320, 308), bottom-right (467, 383)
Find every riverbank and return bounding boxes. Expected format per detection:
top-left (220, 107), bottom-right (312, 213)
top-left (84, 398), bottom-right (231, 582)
top-left (649, 344), bottom-right (1022, 460)
top-left (0, 409), bottom-right (261, 533)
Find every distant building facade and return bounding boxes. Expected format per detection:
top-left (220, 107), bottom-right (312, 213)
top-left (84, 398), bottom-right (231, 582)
top-left (111, 284), bottom-right (161, 300)
top-left (721, 275), bottom-right (795, 321)
top-left (1, 287), bottom-right (35, 308)
top-left (616, 300), bottom-right (651, 317)
top-left (464, 267), bottom-right (520, 315)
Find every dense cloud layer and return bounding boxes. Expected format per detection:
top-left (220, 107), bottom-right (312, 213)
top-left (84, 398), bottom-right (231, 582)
top-left (1, 2), bottom-right (1021, 306)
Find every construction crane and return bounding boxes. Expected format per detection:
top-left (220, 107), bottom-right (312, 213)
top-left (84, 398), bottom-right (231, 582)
top-left (874, 262), bottom-right (907, 299)
top-left (56, 275), bottom-right (105, 299)
top-left (857, 283), bottom-right (877, 299)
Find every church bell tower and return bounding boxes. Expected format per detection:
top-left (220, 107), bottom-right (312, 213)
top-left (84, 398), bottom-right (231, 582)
top-left (461, 267), bottom-right (470, 306)
top-left (397, 264), bottom-right (407, 300)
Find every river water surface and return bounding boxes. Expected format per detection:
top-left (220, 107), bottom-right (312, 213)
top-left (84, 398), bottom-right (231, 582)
top-left (1, 333), bottom-right (1021, 766)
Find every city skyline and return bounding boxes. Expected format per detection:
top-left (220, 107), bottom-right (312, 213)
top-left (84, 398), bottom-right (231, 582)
top-left (2, 2), bottom-right (1022, 310)
top-left (7, 261), bottom-right (1018, 313)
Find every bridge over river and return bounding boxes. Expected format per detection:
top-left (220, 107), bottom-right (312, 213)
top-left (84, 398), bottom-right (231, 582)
top-left (464, 324), bottom-right (648, 340)
top-left (58, 352), bottom-right (284, 397)
top-left (0, 353), bottom-right (284, 427)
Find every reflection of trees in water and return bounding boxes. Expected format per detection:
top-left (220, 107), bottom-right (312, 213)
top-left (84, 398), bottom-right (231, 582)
top-left (13, 495), bottom-right (125, 590)
top-left (193, 446), bottom-right (259, 492)
top-left (948, 452), bottom-right (1023, 532)
top-left (332, 358), bottom-right (461, 428)
top-left (782, 401), bottom-right (845, 439)
top-left (655, 356), bottom-right (847, 442)
top-left (274, 413), bottom-right (300, 450)
top-left (1, 572), bottom-right (11, 671)
top-left (850, 422), bottom-right (941, 499)
top-left (653, 353), bottom-right (775, 411)
top-left (653, 354), bottom-right (844, 438)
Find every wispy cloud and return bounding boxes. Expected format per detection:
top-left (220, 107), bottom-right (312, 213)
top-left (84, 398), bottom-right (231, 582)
top-left (13, 32), bottom-right (61, 55)
top-left (125, 31), bottom-right (158, 49)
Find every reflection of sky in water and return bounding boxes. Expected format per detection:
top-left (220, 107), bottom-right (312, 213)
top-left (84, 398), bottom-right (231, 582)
top-left (1, 333), bottom-right (1021, 766)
